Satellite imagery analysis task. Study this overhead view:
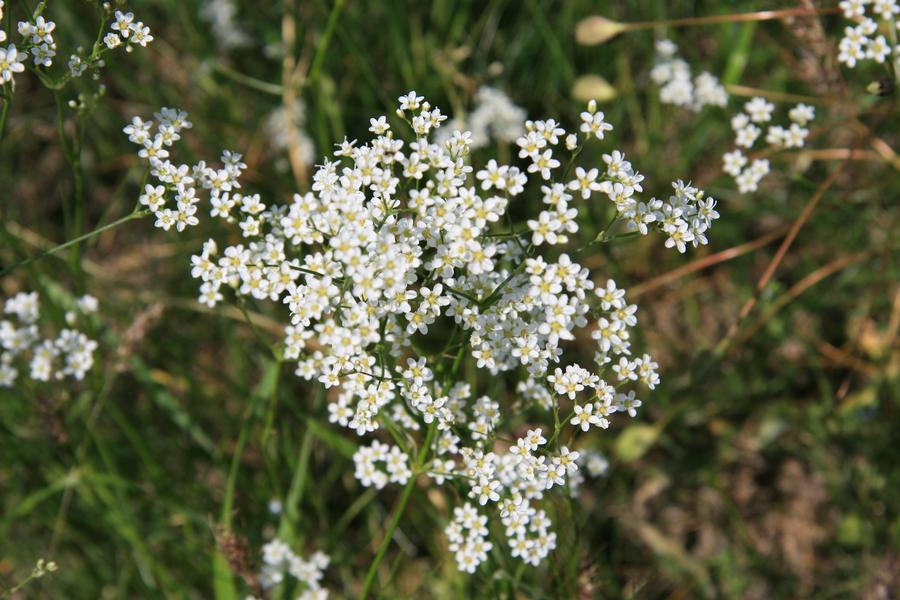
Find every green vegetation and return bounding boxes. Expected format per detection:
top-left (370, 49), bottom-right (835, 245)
top-left (1, 1), bottom-right (898, 598)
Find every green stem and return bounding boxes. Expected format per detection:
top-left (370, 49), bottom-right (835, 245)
top-left (510, 562), bottom-right (526, 597)
top-left (52, 91), bottom-right (75, 164)
top-left (51, 90), bottom-right (87, 281)
top-left (211, 61), bottom-right (284, 96)
top-left (0, 96), bottom-right (10, 161)
top-left (357, 422), bottom-right (436, 600)
top-left (2, 570), bottom-right (41, 599)
top-left (221, 418), bottom-right (252, 531)
top-left (480, 258), bottom-right (528, 309)
top-left (443, 285), bottom-right (480, 305)
top-left (237, 302), bottom-right (279, 360)
top-left (0, 209), bottom-right (149, 278)
top-left (546, 410), bottom-right (576, 448)
top-left (524, 0), bottom-right (575, 85)
top-left (278, 426), bottom-right (314, 538)
top-left (306, 0), bottom-right (347, 88)
top-left (260, 354), bottom-right (284, 452)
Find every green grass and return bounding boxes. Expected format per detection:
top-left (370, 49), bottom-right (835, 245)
top-left (1, 1), bottom-right (899, 598)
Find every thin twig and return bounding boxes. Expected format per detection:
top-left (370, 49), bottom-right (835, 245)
top-left (621, 225), bottom-right (790, 297)
top-left (713, 160), bottom-right (849, 356)
top-left (736, 251), bottom-right (871, 348)
top-left (626, 6), bottom-right (841, 30)
top-left (724, 84), bottom-right (846, 106)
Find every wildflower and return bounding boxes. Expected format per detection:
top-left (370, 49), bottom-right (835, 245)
top-left (651, 40), bottom-right (728, 111)
top-left (30, 43), bottom-right (55, 67)
top-left (568, 166), bottom-right (601, 199)
top-left (436, 86), bottom-right (526, 149)
top-left (723, 99), bottom-right (815, 193)
top-left (1, 292), bottom-right (98, 386)
top-left (200, 0), bottom-right (251, 49)
top-left (745, 97), bottom-right (774, 123)
top-left (571, 403), bottom-right (604, 432)
top-left (68, 55), bottom-right (87, 77)
top-left (128, 22), bottom-right (154, 47)
top-left (104, 33), bottom-right (122, 49)
top-left (0, 44), bottom-right (26, 83)
top-left (258, 539), bottom-right (330, 594)
top-left (129, 92), bottom-right (698, 574)
top-left (582, 450), bottom-right (610, 477)
top-left (75, 295), bottom-right (99, 314)
top-left (788, 103), bottom-right (815, 126)
top-left (112, 11), bottom-right (135, 37)
top-left (722, 150), bottom-right (747, 177)
top-left (579, 101), bottom-right (613, 140)
top-left (837, 1), bottom-right (897, 68)
top-left (265, 100), bottom-right (316, 169)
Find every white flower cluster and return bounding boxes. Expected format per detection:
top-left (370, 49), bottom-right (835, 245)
top-left (650, 39), bottom-right (728, 112)
top-left (258, 538), bottom-right (330, 598)
top-left (443, 436), bottom-right (613, 570)
top-left (103, 10), bottom-right (154, 52)
top-left (200, 0), bottom-right (251, 50)
top-left (135, 91), bottom-right (716, 573)
top-left (264, 100), bottom-right (316, 167)
top-left (445, 503), bottom-right (494, 572)
top-left (352, 440), bottom-right (412, 489)
top-left (124, 108), bottom-right (245, 242)
top-left (637, 180), bottom-right (720, 253)
top-left (437, 86), bottom-right (527, 149)
top-left (0, 5), bottom-right (152, 85)
top-left (0, 0), bottom-right (27, 83)
top-left (837, 0), bottom-right (898, 68)
top-left (0, 292), bottom-right (98, 387)
top-left (523, 103), bottom-right (718, 253)
top-left (722, 98), bottom-right (815, 193)
top-left (16, 14), bottom-right (57, 69)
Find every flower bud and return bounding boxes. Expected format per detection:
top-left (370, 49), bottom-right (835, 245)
top-left (575, 16), bottom-right (627, 46)
top-left (572, 75), bottom-right (617, 103)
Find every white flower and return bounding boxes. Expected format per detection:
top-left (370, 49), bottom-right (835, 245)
top-left (30, 43), bottom-right (55, 67)
top-left (570, 403), bottom-right (602, 432)
top-left (867, 35), bottom-right (891, 62)
top-left (128, 22), bottom-right (154, 47)
top-left (722, 150), bottom-right (747, 177)
top-left (112, 11), bottom-right (135, 37)
top-left (579, 110), bottom-right (613, 140)
top-left (745, 97), bottom-right (775, 123)
top-left (568, 166), bottom-right (601, 199)
top-left (735, 124), bottom-right (761, 148)
top-left (75, 295), bottom-right (99, 314)
top-left (368, 116), bottom-right (389, 134)
top-left (788, 103), bottom-right (815, 126)
top-left (104, 33), bottom-right (122, 49)
top-left (0, 44), bottom-right (26, 82)
top-left (398, 90), bottom-right (424, 111)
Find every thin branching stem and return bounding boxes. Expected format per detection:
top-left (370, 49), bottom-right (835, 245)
top-left (358, 422), bottom-right (437, 600)
top-left (1, 209), bottom-right (150, 278)
top-left (625, 7), bottom-right (841, 30)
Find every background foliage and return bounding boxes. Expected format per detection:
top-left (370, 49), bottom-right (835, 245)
top-left (1, 0), bottom-right (898, 598)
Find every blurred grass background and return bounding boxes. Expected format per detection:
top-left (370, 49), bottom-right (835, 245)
top-left (1, 0), bottom-right (899, 598)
